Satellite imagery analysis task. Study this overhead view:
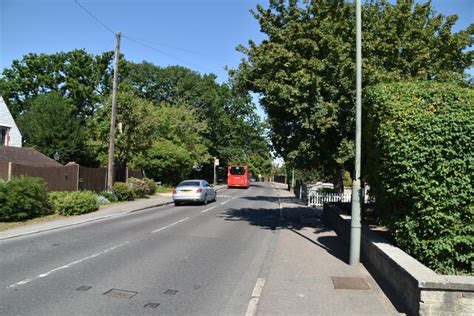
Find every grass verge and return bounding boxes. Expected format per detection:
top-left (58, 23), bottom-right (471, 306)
top-left (0, 214), bottom-right (67, 232)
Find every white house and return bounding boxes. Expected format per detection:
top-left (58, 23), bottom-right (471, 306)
top-left (0, 96), bottom-right (22, 147)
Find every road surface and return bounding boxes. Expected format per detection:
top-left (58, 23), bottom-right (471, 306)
top-left (0, 182), bottom-right (281, 315)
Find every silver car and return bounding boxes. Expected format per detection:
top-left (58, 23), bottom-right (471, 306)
top-left (172, 179), bottom-right (216, 206)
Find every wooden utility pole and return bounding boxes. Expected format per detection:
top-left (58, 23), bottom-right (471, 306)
top-left (107, 32), bottom-right (121, 191)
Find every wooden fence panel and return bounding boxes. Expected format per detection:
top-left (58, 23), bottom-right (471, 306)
top-left (11, 163), bottom-right (78, 192)
top-left (128, 168), bottom-right (143, 179)
top-left (0, 162), bottom-right (9, 180)
top-left (79, 166), bottom-right (107, 192)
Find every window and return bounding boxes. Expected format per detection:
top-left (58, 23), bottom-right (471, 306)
top-left (178, 181), bottom-right (200, 187)
top-left (230, 166), bottom-right (246, 176)
top-left (0, 127), bottom-right (9, 146)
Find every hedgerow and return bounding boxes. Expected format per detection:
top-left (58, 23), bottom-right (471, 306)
top-left (363, 81), bottom-right (473, 275)
top-left (0, 177), bottom-right (52, 221)
top-left (48, 191), bottom-right (99, 216)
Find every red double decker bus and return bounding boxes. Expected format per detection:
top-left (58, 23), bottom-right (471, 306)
top-left (227, 165), bottom-right (250, 188)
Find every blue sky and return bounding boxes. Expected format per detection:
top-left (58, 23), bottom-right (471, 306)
top-left (1, 0), bottom-right (472, 80)
top-left (0, 0), bottom-right (472, 117)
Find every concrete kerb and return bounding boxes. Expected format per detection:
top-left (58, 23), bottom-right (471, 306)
top-left (0, 185), bottom-right (227, 241)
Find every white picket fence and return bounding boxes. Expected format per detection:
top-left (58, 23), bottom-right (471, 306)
top-left (307, 192), bottom-right (352, 207)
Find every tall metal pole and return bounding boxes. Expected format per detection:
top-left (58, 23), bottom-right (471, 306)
top-left (107, 32), bottom-right (121, 191)
top-left (350, 1), bottom-right (362, 266)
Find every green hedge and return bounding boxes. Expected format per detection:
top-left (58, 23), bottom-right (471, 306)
top-left (49, 191), bottom-right (99, 216)
top-left (143, 177), bottom-right (157, 195)
top-left (0, 177), bottom-right (52, 221)
top-left (113, 182), bottom-right (135, 201)
top-left (363, 81), bottom-right (473, 275)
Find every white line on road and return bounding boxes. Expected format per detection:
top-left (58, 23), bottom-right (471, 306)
top-left (221, 200), bottom-right (230, 205)
top-left (201, 206), bottom-right (216, 213)
top-left (245, 278), bottom-right (266, 316)
top-left (7, 241), bottom-right (130, 288)
top-left (152, 217), bottom-right (189, 233)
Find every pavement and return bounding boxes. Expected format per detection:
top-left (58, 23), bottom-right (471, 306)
top-left (1, 182), bottom-right (403, 315)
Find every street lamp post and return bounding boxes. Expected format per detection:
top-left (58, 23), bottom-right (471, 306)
top-left (350, 0), bottom-right (362, 266)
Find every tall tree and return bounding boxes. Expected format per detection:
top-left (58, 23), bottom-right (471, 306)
top-left (88, 86), bottom-right (159, 170)
top-left (230, 0), bottom-right (473, 186)
top-left (134, 103), bottom-right (210, 183)
top-left (19, 92), bottom-right (89, 164)
top-left (0, 49), bottom-right (114, 118)
top-left (122, 62), bottom-right (272, 174)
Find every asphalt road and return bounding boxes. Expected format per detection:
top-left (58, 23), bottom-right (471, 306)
top-left (0, 182), bottom-right (281, 315)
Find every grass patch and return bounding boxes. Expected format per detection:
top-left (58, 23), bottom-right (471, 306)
top-left (155, 184), bottom-right (174, 193)
top-left (0, 214), bottom-right (67, 232)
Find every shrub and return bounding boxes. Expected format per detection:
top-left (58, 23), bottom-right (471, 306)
top-left (128, 177), bottom-right (148, 198)
top-left (0, 177), bottom-right (51, 221)
top-left (143, 177), bottom-right (157, 195)
top-left (96, 195), bottom-right (110, 205)
top-left (113, 182), bottom-right (135, 201)
top-left (363, 81), bottom-right (474, 274)
top-left (48, 191), bottom-right (99, 216)
top-left (99, 191), bottom-right (118, 203)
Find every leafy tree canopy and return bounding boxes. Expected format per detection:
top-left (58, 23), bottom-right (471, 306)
top-left (88, 86), bottom-right (159, 168)
top-left (0, 49), bottom-right (114, 118)
top-left (230, 0), bottom-right (473, 184)
top-left (18, 92), bottom-right (90, 164)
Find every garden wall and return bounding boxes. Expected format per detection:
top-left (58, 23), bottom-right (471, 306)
top-left (323, 203), bottom-right (474, 316)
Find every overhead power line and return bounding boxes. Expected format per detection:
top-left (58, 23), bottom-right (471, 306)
top-left (74, 0), bottom-right (116, 35)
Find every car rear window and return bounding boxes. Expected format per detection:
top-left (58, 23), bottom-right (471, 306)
top-left (178, 181), bottom-right (200, 187)
top-left (230, 167), bottom-right (245, 175)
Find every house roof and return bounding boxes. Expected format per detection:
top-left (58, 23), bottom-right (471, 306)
top-left (0, 147), bottom-right (62, 167)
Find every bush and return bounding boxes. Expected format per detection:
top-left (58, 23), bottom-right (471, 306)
top-left (96, 195), bottom-right (110, 205)
top-left (99, 191), bottom-right (118, 203)
top-left (0, 177), bottom-right (51, 221)
top-left (49, 191), bottom-right (99, 216)
top-left (128, 177), bottom-right (148, 198)
top-left (363, 81), bottom-right (473, 275)
top-left (143, 177), bottom-right (157, 195)
top-left (113, 182), bottom-right (135, 201)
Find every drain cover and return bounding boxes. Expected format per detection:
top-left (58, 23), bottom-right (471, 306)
top-left (163, 289), bottom-right (178, 295)
top-left (103, 289), bottom-right (138, 299)
top-left (144, 303), bottom-right (160, 309)
top-left (75, 285), bottom-right (92, 292)
top-left (331, 277), bottom-right (370, 290)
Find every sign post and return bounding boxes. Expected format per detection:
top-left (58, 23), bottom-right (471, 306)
top-left (213, 158), bottom-right (219, 185)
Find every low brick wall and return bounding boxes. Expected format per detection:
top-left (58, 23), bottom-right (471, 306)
top-left (322, 203), bottom-right (474, 316)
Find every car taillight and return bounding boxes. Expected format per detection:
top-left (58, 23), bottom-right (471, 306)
top-left (172, 188), bottom-right (177, 194)
top-left (196, 188), bottom-right (202, 193)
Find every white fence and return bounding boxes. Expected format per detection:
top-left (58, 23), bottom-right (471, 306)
top-left (307, 192), bottom-right (352, 207)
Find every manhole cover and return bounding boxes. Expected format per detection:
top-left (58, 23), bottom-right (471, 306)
top-left (144, 303), bottom-right (160, 309)
top-left (163, 289), bottom-right (178, 296)
top-left (103, 289), bottom-right (138, 299)
top-left (331, 277), bottom-right (370, 290)
top-left (75, 285), bottom-right (92, 292)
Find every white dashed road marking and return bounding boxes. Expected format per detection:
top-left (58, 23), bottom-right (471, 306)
top-left (201, 206), bottom-right (216, 213)
top-left (7, 241), bottom-right (130, 288)
top-left (152, 217), bottom-right (190, 233)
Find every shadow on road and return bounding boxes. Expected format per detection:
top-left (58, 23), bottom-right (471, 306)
top-left (219, 193), bottom-right (349, 264)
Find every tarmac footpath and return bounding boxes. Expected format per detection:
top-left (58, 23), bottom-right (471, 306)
top-left (252, 182), bottom-right (403, 316)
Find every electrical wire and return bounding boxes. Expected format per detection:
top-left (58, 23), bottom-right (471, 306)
top-left (73, 0), bottom-right (252, 80)
top-left (74, 0), bottom-right (116, 35)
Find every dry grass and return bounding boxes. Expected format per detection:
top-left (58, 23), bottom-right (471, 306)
top-left (0, 214), bottom-right (67, 232)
